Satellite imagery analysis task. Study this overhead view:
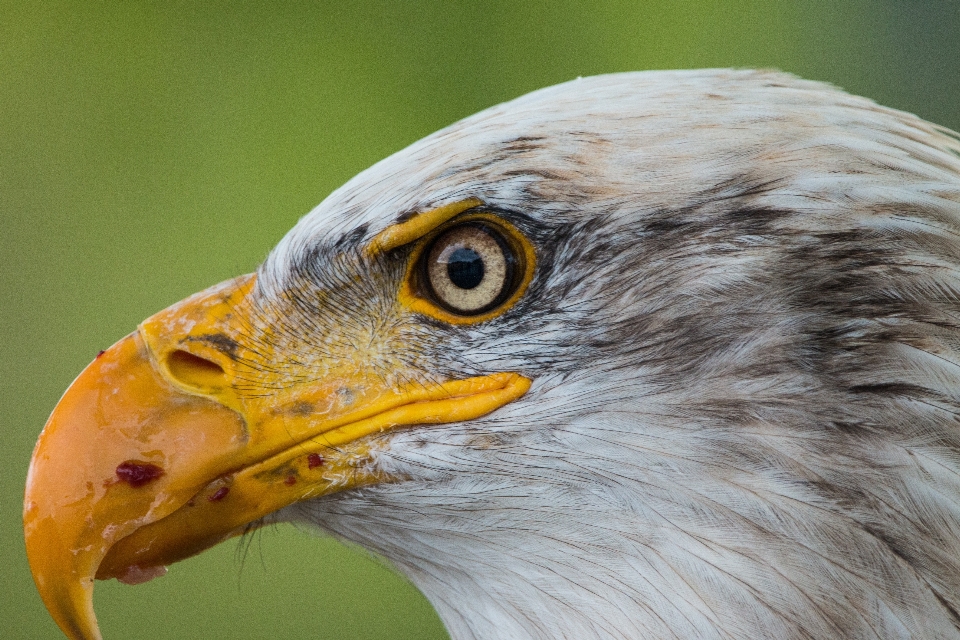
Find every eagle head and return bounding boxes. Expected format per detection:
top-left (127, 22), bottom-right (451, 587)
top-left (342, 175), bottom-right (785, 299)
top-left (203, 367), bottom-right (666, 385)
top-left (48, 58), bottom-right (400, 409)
top-left (25, 69), bottom-right (960, 639)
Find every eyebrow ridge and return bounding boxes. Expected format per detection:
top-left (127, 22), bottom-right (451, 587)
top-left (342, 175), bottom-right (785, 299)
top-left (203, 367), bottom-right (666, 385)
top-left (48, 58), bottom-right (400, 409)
top-left (365, 198), bottom-right (483, 256)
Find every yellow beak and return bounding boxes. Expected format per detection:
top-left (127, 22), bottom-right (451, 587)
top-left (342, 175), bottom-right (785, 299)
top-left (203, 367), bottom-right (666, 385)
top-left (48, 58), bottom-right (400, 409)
top-left (24, 274), bottom-right (530, 640)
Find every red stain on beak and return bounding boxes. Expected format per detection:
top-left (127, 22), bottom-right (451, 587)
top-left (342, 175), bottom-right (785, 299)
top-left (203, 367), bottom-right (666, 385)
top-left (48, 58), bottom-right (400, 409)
top-left (115, 461), bottom-right (165, 488)
top-left (207, 487), bottom-right (230, 502)
top-left (307, 453), bottom-right (324, 468)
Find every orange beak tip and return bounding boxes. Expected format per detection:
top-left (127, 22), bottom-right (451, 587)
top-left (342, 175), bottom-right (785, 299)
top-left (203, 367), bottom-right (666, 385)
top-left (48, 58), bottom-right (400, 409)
top-left (24, 329), bottom-right (248, 640)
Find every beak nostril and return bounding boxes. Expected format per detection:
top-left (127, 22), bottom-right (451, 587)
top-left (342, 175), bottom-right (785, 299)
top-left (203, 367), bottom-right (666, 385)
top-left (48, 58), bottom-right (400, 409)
top-left (166, 349), bottom-right (227, 390)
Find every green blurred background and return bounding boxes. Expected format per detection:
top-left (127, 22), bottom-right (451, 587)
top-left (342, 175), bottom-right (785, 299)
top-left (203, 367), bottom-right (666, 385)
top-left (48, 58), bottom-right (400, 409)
top-left (2, 1), bottom-right (958, 638)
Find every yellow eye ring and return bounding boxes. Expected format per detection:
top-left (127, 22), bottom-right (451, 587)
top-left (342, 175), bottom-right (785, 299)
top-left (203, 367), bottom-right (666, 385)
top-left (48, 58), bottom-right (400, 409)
top-left (397, 212), bottom-right (536, 324)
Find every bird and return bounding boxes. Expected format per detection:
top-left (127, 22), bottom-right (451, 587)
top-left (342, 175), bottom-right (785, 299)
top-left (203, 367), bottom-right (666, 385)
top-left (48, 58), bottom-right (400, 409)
top-left (23, 68), bottom-right (960, 640)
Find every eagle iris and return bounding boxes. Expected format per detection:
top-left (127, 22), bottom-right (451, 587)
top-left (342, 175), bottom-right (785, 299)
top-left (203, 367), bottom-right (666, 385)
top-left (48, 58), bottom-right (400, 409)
top-left (422, 222), bottom-right (515, 315)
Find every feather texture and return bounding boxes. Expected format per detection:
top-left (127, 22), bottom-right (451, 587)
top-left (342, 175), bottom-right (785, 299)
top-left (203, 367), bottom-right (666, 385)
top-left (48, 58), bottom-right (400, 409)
top-left (251, 70), bottom-right (960, 639)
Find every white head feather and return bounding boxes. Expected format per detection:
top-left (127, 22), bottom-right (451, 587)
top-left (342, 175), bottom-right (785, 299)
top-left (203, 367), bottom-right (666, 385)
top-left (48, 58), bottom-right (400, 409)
top-left (252, 70), bottom-right (960, 639)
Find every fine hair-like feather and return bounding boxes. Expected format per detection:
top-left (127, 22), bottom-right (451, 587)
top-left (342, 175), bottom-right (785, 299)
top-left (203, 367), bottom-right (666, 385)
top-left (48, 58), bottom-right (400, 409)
top-left (248, 70), bottom-right (960, 639)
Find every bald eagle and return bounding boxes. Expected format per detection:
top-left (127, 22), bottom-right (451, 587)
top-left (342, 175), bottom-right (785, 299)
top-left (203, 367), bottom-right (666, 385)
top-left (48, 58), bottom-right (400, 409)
top-left (24, 69), bottom-right (960, 640)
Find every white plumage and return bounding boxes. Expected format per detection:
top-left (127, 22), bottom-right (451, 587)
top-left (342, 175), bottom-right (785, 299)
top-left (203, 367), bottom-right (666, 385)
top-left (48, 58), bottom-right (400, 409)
top-left (258, 70), bottom-right (960, 639)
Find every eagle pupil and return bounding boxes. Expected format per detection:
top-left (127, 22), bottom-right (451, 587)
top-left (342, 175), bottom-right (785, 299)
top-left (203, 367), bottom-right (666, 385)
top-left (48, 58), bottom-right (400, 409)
top-left (447, 248), bottom-right (484, 289)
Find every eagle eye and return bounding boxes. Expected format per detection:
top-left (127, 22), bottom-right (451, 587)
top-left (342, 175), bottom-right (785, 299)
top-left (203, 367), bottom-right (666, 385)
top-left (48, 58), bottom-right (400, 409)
top-left (399, 214), bottom-right (536, 324)
top-left (422, 223), bottom-right (516, 315)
